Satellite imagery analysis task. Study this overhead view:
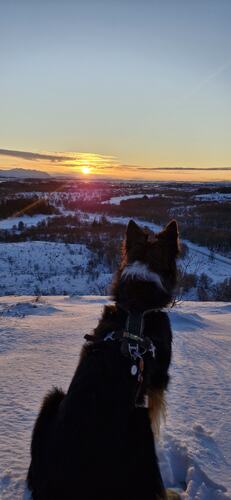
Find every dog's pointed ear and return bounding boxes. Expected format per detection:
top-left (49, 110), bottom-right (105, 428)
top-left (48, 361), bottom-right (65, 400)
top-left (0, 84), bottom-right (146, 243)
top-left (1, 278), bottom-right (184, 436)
top-left (164, 220), bottom-right (179, 239)
top-left (126, 220), bottom-right (147, 249)
top-left (158, 220), bottom-right (179, 255)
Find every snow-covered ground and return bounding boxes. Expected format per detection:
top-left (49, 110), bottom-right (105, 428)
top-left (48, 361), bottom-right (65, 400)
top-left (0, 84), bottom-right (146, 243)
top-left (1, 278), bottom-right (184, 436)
top-left (0, 296), bottom-right (230, 499)
top-left (194, 193), bottom-right (231, 202)
top-left (102, 193), bottom-right (155, 204)
top-left (0, 214), bottom-right (54, 230)
top-left (0, 242), bottom-right (111, 295)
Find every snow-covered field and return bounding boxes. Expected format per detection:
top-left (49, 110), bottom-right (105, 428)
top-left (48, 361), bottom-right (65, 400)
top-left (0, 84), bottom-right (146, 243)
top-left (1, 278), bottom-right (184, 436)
top-left (102, 193), bottom-right (155, 204)
top-left (0, 296), bottom-right (230, 499)
top-left (0, 242), bottom-right (111, 295)
top-left (0, 214), bottom-right (55, 230)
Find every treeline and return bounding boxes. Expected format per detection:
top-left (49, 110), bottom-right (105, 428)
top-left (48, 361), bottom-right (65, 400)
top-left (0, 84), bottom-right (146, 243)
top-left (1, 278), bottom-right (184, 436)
top-left (195, 186), bottom-right (231, 194)
top-left (176, 269), bottom-right (231, 301)
top-left (179, 203), bottom-right (231, 254)
top-left (0, 197), bottom-right (59, 219)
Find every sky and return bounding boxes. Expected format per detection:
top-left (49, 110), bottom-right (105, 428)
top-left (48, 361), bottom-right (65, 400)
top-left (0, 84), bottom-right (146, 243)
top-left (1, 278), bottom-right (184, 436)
top-left (0, 0), bottom-right (231, 182)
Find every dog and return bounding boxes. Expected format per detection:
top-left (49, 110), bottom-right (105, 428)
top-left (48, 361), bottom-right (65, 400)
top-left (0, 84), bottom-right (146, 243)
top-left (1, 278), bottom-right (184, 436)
top-left (27, 219), bottom-right (180, 500)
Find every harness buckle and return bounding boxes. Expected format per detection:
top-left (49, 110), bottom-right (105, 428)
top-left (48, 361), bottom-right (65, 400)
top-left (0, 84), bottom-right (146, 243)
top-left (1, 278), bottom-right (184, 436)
top-left (148, 341), bottom-right (156, 358)
top-left (128, 343), bottom-right (142, 360)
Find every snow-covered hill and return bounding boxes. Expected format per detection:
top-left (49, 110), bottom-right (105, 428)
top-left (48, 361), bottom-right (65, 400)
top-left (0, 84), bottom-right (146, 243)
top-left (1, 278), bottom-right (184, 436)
top-left (0, 296), bottom-right (230, 499)
top-left (0, 242), bottom-right (111, 295)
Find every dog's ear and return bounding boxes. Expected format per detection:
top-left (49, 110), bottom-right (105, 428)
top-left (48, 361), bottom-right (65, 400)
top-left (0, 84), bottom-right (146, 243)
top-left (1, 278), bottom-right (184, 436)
top-left (163, 220), bottom-right (179, 239)
top-left (158, 220), bottom-right (179, 256)
top-left (126, 220), bottom-right (147, 250)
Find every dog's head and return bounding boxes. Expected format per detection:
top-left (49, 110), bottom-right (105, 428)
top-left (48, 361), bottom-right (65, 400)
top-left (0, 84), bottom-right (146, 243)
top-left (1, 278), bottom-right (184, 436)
top-left (112, 219), bottom-right (180, 310)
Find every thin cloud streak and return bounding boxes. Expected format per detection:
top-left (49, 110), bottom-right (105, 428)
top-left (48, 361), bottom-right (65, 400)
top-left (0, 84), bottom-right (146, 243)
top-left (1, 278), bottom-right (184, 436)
top-left (0, 148), bottom-right (117, 168)
top-left (177, 60), bottom-right (231, 106)
top-left (126, 166), bottom-right (231, 172)
top-left (0, 148), bottom-right (71, 162)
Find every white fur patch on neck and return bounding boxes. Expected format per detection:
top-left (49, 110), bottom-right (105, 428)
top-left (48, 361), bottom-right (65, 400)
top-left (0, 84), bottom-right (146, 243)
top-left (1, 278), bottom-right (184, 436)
top-left (121, 261), bottom-right (166, 292)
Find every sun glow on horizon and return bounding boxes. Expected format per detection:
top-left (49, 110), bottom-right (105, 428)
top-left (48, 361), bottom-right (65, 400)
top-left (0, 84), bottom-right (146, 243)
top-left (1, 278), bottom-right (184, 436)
top-left (81, 166), bottom-right (91, 175)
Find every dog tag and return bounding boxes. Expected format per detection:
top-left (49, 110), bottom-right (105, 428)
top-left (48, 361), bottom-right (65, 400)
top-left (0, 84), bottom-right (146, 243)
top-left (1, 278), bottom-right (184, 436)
top-left (131, 364), bottom-right (138, 376)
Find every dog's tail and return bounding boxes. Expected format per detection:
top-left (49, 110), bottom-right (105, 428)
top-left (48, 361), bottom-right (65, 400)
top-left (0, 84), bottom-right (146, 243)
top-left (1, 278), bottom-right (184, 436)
top-left (31, 387), bottom-right (65, 447)
top-left (27, 387), bottom-right (65, 492)
top-left (148, 388), bottom-right (166, 436)
top-left (36, 387), bottom-right (65, 421)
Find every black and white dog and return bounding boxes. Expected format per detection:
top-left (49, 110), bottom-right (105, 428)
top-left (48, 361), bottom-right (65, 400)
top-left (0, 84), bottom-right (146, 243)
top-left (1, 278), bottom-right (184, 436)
top-left (27, 219), bottom-right (180, 500)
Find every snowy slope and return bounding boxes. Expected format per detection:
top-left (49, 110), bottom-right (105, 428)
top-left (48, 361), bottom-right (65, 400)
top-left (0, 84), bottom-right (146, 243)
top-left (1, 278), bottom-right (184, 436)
top-left (0, 242), bottom-right (110, 295)
top-left (0, 296), bottom-right (230, 499)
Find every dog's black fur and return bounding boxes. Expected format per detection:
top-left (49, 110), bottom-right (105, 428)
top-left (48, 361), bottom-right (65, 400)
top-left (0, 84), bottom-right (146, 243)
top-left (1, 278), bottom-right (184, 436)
top-left (27, 219), bottom-right (179, 500)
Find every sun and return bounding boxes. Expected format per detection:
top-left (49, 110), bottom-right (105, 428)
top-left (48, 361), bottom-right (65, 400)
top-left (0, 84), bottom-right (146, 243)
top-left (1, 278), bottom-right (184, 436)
top-left (82, 166), bottom-right (90, 175)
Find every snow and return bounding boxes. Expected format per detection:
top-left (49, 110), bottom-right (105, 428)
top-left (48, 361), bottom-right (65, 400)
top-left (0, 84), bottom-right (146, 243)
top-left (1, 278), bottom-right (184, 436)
top-left (0, 296), bottom-right (230, 499)
top-left (0, 214), bottom-right (53, 230)
top-left (0, 242), bottom-right (110, 295)
top-left (194, 193), bottom-right (231, 202)
top-left (102, 194), bottom-right (155, 204)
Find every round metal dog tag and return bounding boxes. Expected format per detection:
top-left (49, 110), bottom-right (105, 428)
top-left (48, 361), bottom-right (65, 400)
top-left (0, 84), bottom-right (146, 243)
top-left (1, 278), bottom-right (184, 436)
top-left (131, 364), bottom-right (138, 376)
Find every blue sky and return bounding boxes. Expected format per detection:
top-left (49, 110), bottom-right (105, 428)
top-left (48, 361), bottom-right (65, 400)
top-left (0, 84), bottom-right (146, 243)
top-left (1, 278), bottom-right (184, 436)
top-left (0, 0), bottom-right (231, 180)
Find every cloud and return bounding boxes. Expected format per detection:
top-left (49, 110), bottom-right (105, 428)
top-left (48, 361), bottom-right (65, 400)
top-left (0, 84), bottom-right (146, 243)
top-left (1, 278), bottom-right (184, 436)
top-left (0, 148), bottom-right (71, 162)
top-left (121, 165), bottom-right (231, 172)
top-left (0, 149), bottom-right (118, 170)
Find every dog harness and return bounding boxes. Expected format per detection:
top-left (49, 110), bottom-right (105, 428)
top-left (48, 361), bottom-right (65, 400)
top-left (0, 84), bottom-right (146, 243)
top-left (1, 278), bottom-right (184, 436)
top-left (84, 308), bottom-right (161, 407)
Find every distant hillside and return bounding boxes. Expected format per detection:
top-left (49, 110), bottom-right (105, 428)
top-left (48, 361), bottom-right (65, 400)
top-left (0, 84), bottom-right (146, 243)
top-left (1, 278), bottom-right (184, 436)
top-left (0, 168), bottom-right (50, 179)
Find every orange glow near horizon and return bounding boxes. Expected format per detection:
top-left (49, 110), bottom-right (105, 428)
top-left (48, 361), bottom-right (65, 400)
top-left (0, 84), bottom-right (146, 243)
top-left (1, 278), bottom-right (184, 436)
top-left (82, 166), bottom-right (91, 175)
top-left (0, 149), bottom-right (230, 182)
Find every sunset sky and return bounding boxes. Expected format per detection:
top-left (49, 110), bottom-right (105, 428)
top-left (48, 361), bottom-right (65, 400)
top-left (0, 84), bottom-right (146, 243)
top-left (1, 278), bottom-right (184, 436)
top-left (1, 0), bottom-right (231, 182)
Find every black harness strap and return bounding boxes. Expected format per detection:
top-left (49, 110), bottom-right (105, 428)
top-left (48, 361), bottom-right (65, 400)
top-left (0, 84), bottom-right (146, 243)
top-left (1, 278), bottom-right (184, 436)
top-left (125, 311), bottom-right (143, 337)
top-left (84, 308), bottom-right (159, 407)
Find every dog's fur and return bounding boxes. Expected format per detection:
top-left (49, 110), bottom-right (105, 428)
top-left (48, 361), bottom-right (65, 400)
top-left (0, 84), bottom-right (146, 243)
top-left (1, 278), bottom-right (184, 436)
top-left (27, 219), bottom-right (180, 500)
